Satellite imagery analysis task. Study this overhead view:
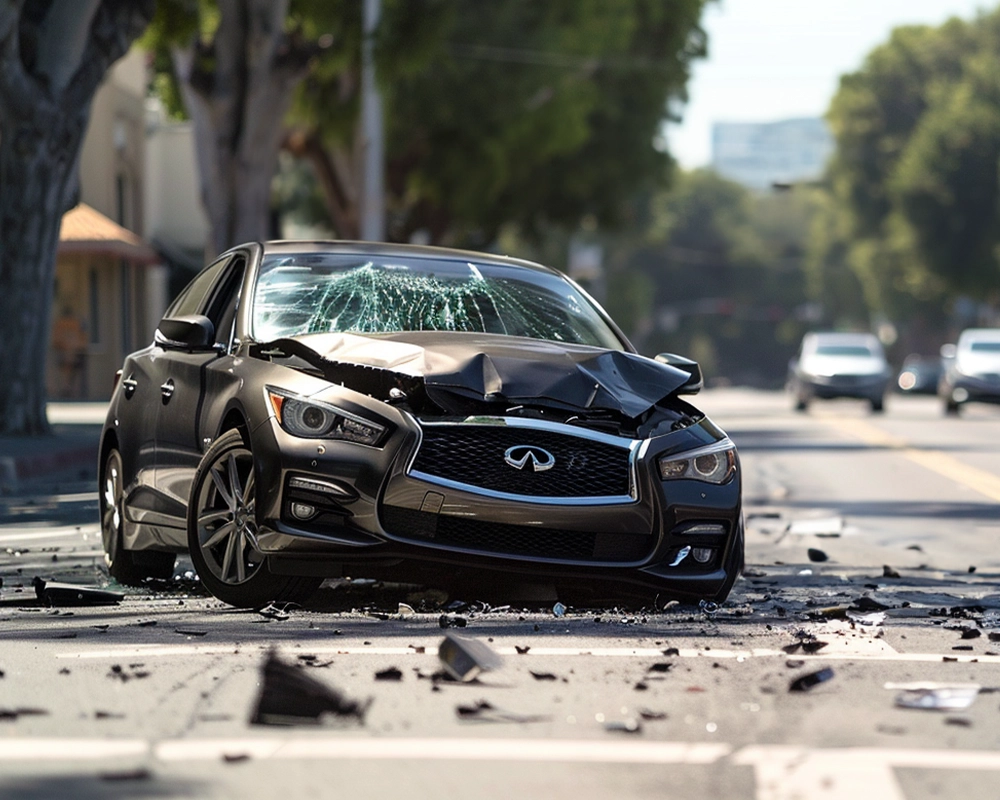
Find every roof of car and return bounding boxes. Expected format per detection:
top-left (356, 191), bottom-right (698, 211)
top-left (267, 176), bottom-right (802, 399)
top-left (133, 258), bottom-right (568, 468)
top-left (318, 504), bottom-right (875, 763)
top-left (804, 331), bottom-right (879, 344)
top-left (257, 240), bottom-right (563, 277)
top-left (958, 327), bottom-right (1000, 342)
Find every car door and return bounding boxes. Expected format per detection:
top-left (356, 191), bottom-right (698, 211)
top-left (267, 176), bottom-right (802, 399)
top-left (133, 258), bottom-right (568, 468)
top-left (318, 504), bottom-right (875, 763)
top-left (153, 254), bottom-right (247, 535)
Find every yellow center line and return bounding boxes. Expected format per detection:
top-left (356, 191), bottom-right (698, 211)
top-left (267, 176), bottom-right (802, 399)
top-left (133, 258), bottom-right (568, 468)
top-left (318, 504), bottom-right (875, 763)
top-left (827, 418), bottom-right (1000, 502)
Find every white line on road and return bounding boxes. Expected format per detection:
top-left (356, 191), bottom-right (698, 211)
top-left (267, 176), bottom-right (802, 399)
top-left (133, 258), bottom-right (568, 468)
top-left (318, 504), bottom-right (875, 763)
top-left (0, 528), bottom-right (92, 543)
top-left (156, 737), bottom-right (731, 764)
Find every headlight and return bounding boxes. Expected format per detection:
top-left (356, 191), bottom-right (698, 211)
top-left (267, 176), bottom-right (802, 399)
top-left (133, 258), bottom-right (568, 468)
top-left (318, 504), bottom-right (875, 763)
top-left (266, 388), bottom-right (386, 445)
top-left (658, 441), bottom-right (737, 484)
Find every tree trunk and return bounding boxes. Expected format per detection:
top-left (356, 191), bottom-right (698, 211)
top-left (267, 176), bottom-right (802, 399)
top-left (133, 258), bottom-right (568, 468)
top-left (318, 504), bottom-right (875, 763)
top-left (172, 0), bottom-right (316, 258)
top-left (0, 123), bottom-right (80, 433)
top-left (0, 1), bottom-right (154, 435)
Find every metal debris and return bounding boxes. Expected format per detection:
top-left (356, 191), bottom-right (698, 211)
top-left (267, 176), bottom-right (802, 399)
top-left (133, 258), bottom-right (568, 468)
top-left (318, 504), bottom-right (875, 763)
top-left (438, 632), bottom-right (504, 682)
top-left (257, 603), bottom-right (291, 621)
top-left (604, 718), bottom-right (642, 734)
top-left (438, 614), bottom-right (467, 629)
top-left (455, 700), bottom-right (549, 723)
top-left (250, 650), bottom-right (371, 725)
top-left (789, 667), bottom-right (834, 692)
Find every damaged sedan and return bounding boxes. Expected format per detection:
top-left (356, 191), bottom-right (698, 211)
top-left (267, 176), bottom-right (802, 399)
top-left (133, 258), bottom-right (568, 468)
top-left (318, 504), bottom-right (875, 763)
top-left (100, 242), bottom-right (743, 607)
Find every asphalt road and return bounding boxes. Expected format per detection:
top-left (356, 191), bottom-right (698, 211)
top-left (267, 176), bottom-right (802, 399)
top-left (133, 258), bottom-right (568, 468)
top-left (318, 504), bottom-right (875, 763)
top-left (1, 389), bottom-right (1000, 799)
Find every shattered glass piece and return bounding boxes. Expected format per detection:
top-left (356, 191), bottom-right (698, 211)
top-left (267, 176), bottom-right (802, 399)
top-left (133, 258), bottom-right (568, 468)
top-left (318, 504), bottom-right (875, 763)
top-left (552, 602), bottom-right (567, 618)
top-left (846, 611), bottom-right (886, 626)
top-left (250, 650), bottom-right (370, 725)
top-left (397, 603), bottom-right (415, 616)
top-left (438, 632), bottom-right (504, 682)
top-left (891, 684), bottom-right (980, 711)
top-left (789, 667), bottom-right (834, 692)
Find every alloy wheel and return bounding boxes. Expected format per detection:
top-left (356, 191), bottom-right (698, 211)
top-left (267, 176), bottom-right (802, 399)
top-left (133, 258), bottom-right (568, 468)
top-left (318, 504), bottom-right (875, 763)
top-left (194, 445), bottom-right (264, 585)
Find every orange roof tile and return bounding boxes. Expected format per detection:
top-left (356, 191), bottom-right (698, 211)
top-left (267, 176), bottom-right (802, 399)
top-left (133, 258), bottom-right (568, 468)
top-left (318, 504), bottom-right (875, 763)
top-left (58, 203), bottom-right (159, 264)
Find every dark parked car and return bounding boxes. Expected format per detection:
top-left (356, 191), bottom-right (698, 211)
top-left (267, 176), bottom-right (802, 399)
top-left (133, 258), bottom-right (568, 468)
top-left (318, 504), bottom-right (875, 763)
top-left (939, 328), bottom-right (1000, 414)
top-left (788, 331), bottom-right (891, 412)
top-left (896, 354), bottom-right (943, 395)
top-left (100, 242), bottom-right (743, 608)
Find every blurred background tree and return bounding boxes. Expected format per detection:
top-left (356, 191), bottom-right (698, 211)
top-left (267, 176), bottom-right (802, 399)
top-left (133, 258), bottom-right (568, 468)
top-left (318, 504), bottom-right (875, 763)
top-left (815, 8), bottom-right (1000, 352)
top-left (0, 1), bottom-right (154, 434)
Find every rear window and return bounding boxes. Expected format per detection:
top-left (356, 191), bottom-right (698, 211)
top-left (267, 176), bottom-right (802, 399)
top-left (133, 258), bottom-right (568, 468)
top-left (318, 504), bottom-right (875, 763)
top-left (969, 341), bottom-right (1000, 353)
top-left (814, 345), bottom-right (875, 357)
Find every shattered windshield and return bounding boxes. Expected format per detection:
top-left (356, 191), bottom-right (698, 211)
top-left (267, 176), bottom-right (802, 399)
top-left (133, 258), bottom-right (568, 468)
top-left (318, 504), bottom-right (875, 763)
top-left (251, 254), bottom-right (624, 350)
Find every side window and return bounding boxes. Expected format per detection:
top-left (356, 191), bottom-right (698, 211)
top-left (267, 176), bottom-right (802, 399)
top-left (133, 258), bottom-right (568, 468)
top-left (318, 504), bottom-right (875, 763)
top-left (204, 257), bottom-right (246, 351)
top-left (164, 256), bottom-right (233, 319)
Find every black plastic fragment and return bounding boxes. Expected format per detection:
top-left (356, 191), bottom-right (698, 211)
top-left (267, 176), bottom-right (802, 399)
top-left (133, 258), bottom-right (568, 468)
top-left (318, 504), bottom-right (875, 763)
top-left (250, 649), bottom-right (371, 725)
top-left (374, 667), bottom-right (403, 681)
top-left (439, 614), bottom-right (467, 629)
top-left (32, 577), bottom-right (122, 607)
top-left (789, 667), bottom-right (834, 692)
top-left (807, 548), bottom-right (828, 563)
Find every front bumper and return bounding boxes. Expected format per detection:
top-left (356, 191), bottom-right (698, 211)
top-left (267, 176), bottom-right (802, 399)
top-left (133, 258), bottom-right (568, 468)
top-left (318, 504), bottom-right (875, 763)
top-left (797, 373), bottom-right (889, 400)
top-left (249, 415), bottom-right (743, 601)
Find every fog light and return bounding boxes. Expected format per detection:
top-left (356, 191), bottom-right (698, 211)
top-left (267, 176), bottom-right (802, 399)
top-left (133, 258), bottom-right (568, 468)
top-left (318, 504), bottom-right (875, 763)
top-left (290, 502), bottom-right (316, 520)
top-left (691, 547), bottom-right (714, 564)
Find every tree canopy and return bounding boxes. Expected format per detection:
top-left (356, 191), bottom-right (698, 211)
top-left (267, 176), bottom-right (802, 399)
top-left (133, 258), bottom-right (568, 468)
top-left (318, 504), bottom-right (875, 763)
top-left (147, 0), bottom-right (711, 250)
top-left (820, 8), bottom-right (1000, 326)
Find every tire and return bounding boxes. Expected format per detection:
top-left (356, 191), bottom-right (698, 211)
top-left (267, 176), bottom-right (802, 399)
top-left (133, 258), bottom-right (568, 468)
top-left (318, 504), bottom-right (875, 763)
top-left (187, 429), bottom-right (320, 608)
top-left (101, 448), bottom-right (175, 586)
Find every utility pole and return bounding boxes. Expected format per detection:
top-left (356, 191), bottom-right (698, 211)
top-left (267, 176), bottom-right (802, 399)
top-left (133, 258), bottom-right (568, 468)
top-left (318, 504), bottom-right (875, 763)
top-left (360, 0), bottom-right (385, 241)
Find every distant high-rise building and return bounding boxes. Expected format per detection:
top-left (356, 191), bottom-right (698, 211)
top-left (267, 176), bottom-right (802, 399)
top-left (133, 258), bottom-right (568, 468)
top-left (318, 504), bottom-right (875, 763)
top-left (711, 118), bottom-right (833, 190)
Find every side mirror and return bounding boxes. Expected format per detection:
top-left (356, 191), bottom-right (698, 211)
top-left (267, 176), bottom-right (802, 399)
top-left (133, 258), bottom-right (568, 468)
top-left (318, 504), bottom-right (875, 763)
top-left (655, 352), bottom-right (704, 395)
top-left (156, 314), bottom-right (216, 351)
top-left (940, 343), bottom-right (957, 360)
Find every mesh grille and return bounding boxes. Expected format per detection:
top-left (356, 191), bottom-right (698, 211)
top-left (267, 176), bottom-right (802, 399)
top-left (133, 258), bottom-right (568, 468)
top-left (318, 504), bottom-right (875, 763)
top-left (382, 506), bottom-right (650, 562)
top-left (411, 425), bottom-right (631, 498)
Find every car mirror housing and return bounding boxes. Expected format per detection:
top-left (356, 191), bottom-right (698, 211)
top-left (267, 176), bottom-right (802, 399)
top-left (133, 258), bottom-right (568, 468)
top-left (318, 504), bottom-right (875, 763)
top-left (654, 353), bottom-right (703, 395)
top-left (156, 314), bottom-right (217, 351)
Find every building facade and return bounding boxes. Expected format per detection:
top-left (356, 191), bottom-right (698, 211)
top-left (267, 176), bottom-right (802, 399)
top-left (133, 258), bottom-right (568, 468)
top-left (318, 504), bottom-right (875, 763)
top-left (711, 118), bottom-right (833, 190)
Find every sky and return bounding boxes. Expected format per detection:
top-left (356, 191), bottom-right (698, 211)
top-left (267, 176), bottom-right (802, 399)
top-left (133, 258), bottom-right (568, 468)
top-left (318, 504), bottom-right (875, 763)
top-left (667, 0), bottom-right (994, 168)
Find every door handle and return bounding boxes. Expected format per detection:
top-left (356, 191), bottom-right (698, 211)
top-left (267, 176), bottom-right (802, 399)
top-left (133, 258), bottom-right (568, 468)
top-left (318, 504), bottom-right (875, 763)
top-left (122, 378), bottom-right (137, 398)
top-left (160, 379), bottom-right (175, 400)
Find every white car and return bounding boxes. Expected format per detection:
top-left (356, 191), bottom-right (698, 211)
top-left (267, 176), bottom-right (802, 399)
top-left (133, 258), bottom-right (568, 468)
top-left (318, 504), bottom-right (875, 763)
top-left (939, 328), bottom-right (1000, 414)
top-left (788, 332), bottom-right (891, 412)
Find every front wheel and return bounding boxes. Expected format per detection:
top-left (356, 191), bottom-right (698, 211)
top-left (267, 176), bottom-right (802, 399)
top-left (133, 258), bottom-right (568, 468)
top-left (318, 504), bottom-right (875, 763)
top-left (101, 448), bottom-right (175, 586)
top-left (187, 429), bottom-right (320, 608)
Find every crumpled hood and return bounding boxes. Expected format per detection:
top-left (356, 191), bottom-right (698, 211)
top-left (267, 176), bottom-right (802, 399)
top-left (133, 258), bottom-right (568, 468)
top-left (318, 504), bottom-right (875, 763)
top-left (274, 331), bottom-right (693, 418)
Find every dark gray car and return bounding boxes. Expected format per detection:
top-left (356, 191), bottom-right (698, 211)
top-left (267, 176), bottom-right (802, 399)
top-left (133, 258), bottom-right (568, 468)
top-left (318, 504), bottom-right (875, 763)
top-left (100, 242), bottom-right (743, 608)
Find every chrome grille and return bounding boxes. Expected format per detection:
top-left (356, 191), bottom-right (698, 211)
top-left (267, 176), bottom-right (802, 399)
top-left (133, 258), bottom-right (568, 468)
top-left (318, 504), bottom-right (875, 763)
top-left (410, 424), bottom-right (631, 498)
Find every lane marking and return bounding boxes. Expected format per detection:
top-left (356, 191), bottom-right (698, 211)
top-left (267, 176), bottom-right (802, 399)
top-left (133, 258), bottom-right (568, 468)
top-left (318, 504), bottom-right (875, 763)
top-left (0, 528), bottom-right (92, 543)
top-left (828, 417), bottom-right (1000, 502)
top-left (157, 738), bottom-right (731, 764)
top-left (0, 739), bottom-right (148, 760)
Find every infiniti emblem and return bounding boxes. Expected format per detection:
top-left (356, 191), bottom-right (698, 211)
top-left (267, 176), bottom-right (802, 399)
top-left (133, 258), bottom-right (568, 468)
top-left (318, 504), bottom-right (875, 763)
top-left (504, 445), bottom-right (556, 472)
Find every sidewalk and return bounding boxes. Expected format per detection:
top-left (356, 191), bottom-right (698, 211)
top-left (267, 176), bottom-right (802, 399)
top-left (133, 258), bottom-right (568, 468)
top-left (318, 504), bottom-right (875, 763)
top-left (0, 403), bottom-right (106, 492)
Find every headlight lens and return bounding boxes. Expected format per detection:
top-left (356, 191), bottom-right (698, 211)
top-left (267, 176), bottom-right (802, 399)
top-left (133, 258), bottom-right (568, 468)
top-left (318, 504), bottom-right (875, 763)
top-left (658, 441), bottom-right (737, 484)
top-left (267, 388), bottom-right (386, 445)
